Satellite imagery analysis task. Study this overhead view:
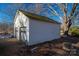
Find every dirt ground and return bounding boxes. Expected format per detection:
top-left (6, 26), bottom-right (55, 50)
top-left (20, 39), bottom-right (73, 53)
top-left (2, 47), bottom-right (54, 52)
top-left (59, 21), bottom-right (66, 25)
top-left (0, 36), bottom-right (79, 56)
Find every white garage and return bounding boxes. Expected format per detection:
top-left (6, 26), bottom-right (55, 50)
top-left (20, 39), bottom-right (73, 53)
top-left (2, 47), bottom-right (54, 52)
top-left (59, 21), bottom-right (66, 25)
top-left (14, 10), bottom-right (61, 45)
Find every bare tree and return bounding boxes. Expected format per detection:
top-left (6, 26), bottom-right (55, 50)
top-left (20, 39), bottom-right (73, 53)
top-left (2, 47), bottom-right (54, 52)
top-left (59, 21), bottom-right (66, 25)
top-left (22, 3), bottom-right (43, 14)
top-left (0, 19), bottom-right (9, 34)
top-left (48, 3), bottom-right (78, 35)
top-left (0, 18), bottom-right (13, 34)
top-left (34, 3), bottom-right (43, 14)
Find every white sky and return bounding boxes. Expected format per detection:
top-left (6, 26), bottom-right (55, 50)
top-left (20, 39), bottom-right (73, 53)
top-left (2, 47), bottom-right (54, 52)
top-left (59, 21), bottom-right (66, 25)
top-left (0, 0), bottom-right (79, 3)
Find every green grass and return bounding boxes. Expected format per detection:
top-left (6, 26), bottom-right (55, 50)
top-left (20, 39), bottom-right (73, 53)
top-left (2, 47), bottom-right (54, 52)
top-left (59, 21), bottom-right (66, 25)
top-left (0, 38), bottom-right (18, 42)
top-left (69, 26), bottom-right (79, 37)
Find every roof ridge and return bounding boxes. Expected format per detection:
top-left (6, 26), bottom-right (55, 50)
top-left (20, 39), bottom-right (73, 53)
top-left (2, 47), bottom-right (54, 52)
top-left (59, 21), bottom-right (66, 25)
top-left (18, 10), bottom-right (61, 24)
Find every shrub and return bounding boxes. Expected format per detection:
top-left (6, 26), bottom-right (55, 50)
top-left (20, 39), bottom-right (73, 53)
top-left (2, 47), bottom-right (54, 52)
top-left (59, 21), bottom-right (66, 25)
top-left (69, 27), bottom-right (79, 37)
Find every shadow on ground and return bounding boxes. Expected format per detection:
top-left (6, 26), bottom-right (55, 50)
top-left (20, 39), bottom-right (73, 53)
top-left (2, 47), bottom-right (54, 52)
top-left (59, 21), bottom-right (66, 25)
top-left (0, 36), bottom-right (79, 56)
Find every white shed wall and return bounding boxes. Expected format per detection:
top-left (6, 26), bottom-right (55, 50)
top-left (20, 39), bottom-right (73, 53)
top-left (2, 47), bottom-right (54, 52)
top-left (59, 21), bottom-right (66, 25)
top-left (14, 11), bottom-right (60, 46)
top-left (14, 11), bottom-right (29, 42)
top-left (29, 19), bottom-right (60, 45)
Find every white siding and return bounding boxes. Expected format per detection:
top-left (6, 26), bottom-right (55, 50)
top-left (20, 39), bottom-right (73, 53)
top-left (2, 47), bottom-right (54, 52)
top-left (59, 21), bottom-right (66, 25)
top-left (14, 11), bottom-right (29, 41)
top-left (29, 19), bottom-right (60, 45)
top-left (14, 11), bottom-right (28, 27)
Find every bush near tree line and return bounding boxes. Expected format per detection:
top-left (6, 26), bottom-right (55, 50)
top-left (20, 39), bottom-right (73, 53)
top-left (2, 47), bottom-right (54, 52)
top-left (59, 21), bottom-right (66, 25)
top-left (69, 26), bottom-right (79, 37)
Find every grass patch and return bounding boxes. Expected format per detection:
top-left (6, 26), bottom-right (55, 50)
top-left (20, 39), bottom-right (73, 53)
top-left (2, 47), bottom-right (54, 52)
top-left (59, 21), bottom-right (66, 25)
top-left (69, 26), bottom-right (79, 37)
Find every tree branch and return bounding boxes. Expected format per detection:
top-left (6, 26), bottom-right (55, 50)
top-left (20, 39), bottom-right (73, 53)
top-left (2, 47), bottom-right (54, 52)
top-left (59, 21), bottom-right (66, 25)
top-left (69, 3), bottom-right (78, 18)
top-left (57, 3), bottom-right (67, 15)
top-left (47, 4), bottom-right (63, 21)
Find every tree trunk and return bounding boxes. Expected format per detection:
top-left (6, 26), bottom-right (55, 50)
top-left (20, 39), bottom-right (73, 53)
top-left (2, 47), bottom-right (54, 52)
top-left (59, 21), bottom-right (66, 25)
top-left (63, 17), bottom-right (68, 35)
top-left (62, 17), bottom-right (72, 36)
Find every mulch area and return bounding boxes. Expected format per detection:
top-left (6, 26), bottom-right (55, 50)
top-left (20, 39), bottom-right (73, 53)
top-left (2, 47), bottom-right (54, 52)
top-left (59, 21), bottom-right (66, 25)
top-left (0, 36), bottom-right (79, 56)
